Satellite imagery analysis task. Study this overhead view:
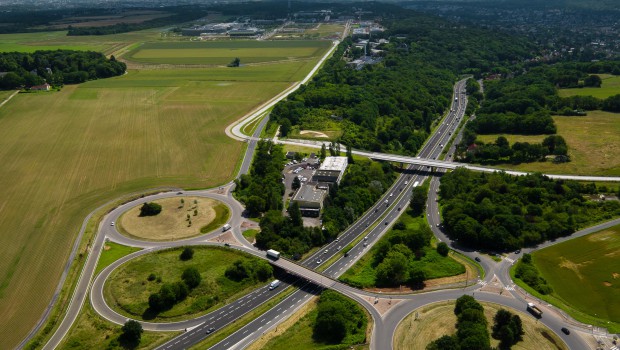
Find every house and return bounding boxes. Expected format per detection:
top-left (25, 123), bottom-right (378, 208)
top-left (30, 83), bottom-right (51, 91)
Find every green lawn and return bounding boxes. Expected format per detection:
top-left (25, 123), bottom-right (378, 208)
top-left (95, 243), bottom-right (141, 276)
top-left (474, 111), bottom-right (620, 176)
top-left (339, 211), bottom-right (465, 288)
top-left (558, 74), bottom-right (620, 99)
top-left (530, 225), bottom-right (620, 330)
top-left (0, 37), bottom-right (329, 347)
top-left (104, 246), bottom-right (271, 322)
top-left (125, 40), bottom-right (331, 65)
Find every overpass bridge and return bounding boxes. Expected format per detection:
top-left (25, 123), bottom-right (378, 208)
top-left (275, 138), bottom-right (620, 182)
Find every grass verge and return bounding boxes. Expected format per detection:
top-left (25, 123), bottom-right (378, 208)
top-left (95, 242), bottom-right (141, 276)
top-left (200, 203), bottom-right (231, 234)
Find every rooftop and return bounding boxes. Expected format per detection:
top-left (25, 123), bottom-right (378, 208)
top-left (292, 184), bottom-right (327, 204)
top-left (319, 156), bottom-right (348, 172)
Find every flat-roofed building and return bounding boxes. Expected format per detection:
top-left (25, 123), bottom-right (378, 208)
top-left (312, 156), bottom-right (348, 184)
top-left (291, 184), bottom-right (327, 217)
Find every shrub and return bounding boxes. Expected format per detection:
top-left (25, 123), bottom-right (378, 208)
top-left (139, 202), bottom-right (162, 217)
top-left (179, 247), bottom-right (194, 261)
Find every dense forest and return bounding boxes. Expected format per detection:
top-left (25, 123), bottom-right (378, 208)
top-left (268, 4), bottom-right (536, 155)
top-left (459, 134), bottom-right (569, 164)
top-left (439, 168), bottom-right (620, 251)
top-left (0, 50), bottom-right (126, 90)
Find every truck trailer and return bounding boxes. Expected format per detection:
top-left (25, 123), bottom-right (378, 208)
top-left (266, 249), bottom-right (281, 260)
top-left (527, 303), bottom-right (543, 318)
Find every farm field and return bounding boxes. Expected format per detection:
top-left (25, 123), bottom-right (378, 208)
top-left (0, 29), bottom-right (162, 54)
top-left (104, 246), bottom-right (272, 322)
top-left (531, 226), bottom-right (620, 329)
top-left (393, 301), bottom-right (567, 350)
top-left (474, 111), bottom-right (620, 176)
top-left (558, 74), bottom-right (620, 99)
top-left (0, 38), bottom-right (329, 347)
top-left (125, 40), bottom-right (332, 65)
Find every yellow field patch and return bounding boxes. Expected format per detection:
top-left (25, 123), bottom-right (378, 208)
top-left (119, 197), bottom-right (220, 241)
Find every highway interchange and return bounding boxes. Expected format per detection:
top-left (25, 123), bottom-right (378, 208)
top-left (36, 41), bottom-right (618, 350)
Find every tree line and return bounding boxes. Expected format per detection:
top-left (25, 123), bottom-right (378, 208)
top-left (0, 50), bottom-right (126, 90)
top-left (439, 168), bottom-right (620, 251)
top-left (514, 253), bottom-right (553, 295)
top-left (457, 134), bottom-right (569, 165)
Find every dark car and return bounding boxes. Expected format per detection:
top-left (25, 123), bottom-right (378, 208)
top-left (475, 257), bottom-right (481, 262)
top-left (561, 327), bottom-right (570, 335)
top-left (224, 243), bottom-right (231, 247)
top-left (514, 249), bottom-right (521, 254)
top-left (177, 192), bottom-right (183, 195)
top-left (206, 327), bottom-right (215, 334)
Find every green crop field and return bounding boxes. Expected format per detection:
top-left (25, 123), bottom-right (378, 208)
top-left (0, 36), bottom-right (329, 347)
top-left (475, 111), bottom-right (620, 176)
top-left (125, 40), bottom-right (331, 65)
top-left (531, 226), bottom-right (620, 329)
top-left (558, 74), bottom-right (620, 99)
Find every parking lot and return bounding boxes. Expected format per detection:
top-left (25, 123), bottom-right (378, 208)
top-left (282, 157), bottom-right (322, 227)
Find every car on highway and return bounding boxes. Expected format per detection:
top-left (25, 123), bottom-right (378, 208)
top-left (384, 221), bottom-right (389, 225)
top-left (177, 192), bottom-right (183, 195)
top-left (364, 236), bottom-right (368, 240)
top-left (206, 327), bottom-right (215, 334)
top-left (475, 257), bottom-right (481, 262)
top-left (323, 249), bottom-right (328, 254)
top-left (316, 259), bottom-right (322, 264)
top-left (363, 242), bottom-right (368, 247)
top-left (110, 222), bottom-right (115, 226)
top-left (561, 327), bottom-right (570, 335)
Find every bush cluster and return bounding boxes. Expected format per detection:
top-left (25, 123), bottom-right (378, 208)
top-left (427, 295), bottom-right (490, 350)
top-left (224, 259), bottom-right (273, 282)
top-left (312, 290), bottom-right (367, 345)
top-left (514, 253), bottom-right (553, 295)
top-left (139, 202), bottom-right (162, 217)
top-left (147, 267), bottom-right (201, 313)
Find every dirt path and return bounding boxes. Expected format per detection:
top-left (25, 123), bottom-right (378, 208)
top-left (0, 90), bottom-right (19, 109)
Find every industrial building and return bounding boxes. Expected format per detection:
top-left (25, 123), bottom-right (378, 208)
top-left (312, 156), bottom-right (348, 184)
top-left (291, 184), bottom-right (327, 217)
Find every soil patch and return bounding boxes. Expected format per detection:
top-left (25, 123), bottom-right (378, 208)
top-left (299, 130), bottom-right (329, 138)
top-left (119, 197), bottom-right (221, 241)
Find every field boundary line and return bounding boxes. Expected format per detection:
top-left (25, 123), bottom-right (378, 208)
top-left (0, 90), bottom-right (19, 109)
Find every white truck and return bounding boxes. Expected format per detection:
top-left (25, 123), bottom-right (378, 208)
top-left (527, 303), bottom-right (543, 318)
top-left (266, 249), bottom-right (281, 260)
top-left (269, 279), bottom-right (281, 290)
top-left (222, 224), bottom-right (231, 232)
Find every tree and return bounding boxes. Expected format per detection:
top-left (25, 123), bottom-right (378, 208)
top-left (320, 144), bottom-right (327, 159)
top-left (492, 309), bottom-right (524, 349)
top-left (426, 335), bottom-right (460, 350)
top-left (228, 57), bottom-right (240, 67)
top-left (346, 144), bottom-right (354, 164)
top-left (181, 267), bottom-right (201, 289)
top-left (179, 247), bottom-right (194, 261)
top-left (289, 201), bottom-right (303, 227)
top-left (280, 118), bottom-right (292, 137)
top-left (583, 74), bottom-right (602, 87)
top-left (410, 185), bottom-right (428, 216)
top-left (292, 176), bottom-right (301, 190)
top-left (436, 242), bottom-right (449, 256)
top-left (246, 195), bottom-right (265, 216)
top-left (139, 202), bottom-right (162, 216)
top-left (119, 320), bottom-right (143, 349)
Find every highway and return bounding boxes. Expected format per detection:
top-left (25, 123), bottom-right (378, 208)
top-left (40, 71), bottom-right (605, 350)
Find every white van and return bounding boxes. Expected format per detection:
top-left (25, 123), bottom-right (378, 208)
top-left (222, 224), bottom-right (231, 232)
top-left (269, 279), bottom-right (281, 290)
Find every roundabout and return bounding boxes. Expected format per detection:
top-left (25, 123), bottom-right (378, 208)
top-left (117, 196), bottom-right (230, 242)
